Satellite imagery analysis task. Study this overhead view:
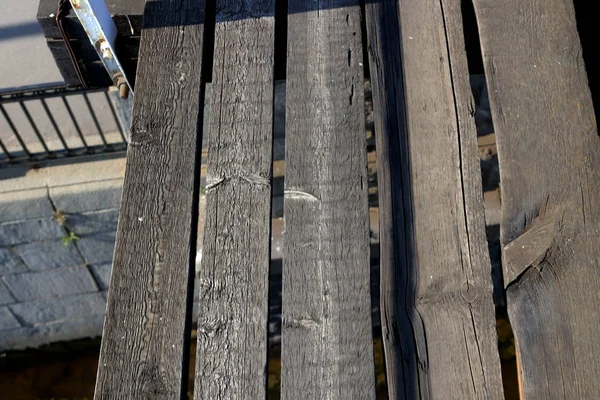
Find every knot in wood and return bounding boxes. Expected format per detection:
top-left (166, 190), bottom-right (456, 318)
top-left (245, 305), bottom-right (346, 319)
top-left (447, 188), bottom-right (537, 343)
top-left (460, 281), bottom-right (478, 304)
top-left (198, 317), bottom-right (224, 338)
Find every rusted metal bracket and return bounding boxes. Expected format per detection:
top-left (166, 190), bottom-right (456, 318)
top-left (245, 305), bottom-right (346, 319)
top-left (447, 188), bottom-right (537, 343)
top-left (68, 0), bottom-right (133, 98)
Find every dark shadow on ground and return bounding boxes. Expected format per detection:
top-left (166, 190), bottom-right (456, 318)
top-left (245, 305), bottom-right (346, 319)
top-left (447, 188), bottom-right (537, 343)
top-left (0, 22), bottom-right (42, 42)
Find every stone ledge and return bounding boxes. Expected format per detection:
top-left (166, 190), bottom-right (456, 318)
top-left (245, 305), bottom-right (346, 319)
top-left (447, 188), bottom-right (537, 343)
top-left (0, 313), bottom-right (105, 351)
top-left (45, 155), bottom-right (126, 188)
top-left (50, 179), bottom-right (123, 214)
top-left (0, 154), bottom-right (126, 195)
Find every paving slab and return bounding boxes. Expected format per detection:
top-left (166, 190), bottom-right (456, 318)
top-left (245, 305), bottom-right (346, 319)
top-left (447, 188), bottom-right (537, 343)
top-left (76, 231), bottom-right (116, 264)
top-left (0, 188), bottom-right (54, 223)
top-left (3, 265), bottom-right (97, 301)
top-left (0, 247), bottom-right (28, 275)
top-left (90, 263), bottom-right (112, 290)
top-left (9, 291), bottom-right (105, 325)
top-left (0, 281), bottom-right (16, 306)
top-left (0, 307), bottom-right (20, 330)
top-left (0, 154), bottom-right (125, 192)
top-left (0, 218), bottom-right (65, 246)
top-left (64, 209), bottom-right (119, 235)
top-left (15, 239), bottom-right (85, 271)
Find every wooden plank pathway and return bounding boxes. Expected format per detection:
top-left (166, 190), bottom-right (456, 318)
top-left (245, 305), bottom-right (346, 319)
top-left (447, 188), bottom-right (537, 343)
top-left (93, 0), bottom-right (600, 398)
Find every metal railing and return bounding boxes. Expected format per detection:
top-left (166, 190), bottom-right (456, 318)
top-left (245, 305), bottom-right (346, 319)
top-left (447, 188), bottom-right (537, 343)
top-left (0, 84), bottom-right (129, 166)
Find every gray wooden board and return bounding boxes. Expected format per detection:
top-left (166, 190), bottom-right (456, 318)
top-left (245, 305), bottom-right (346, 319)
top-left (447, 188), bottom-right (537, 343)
top-left (94, 1), bottom-right (206, 398)
top-left (44, 37), bottom-right (113, 86)
top-left (46, 37), bottom-right (140, 63)
top-left (193, 1), bottom-right (275, 399)
top-left (37, 0), bottom-right (145, 39)
top-left (472, 0), bottom-right (600, 397)
top-left (44, 35), bottom-right (140, 88)
top-left (281, 2), bottom-right (375, 399)
top-left (365, 0), bottom-right (504, 398)
top-left (47, 39), bottom-right (99, 62)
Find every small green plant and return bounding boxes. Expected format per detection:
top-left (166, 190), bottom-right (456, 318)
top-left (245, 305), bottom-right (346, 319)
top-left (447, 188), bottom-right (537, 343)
top-left (62, 231), bottom-right (80, 246)
top-left (54, 210), bottom-right (67, 226)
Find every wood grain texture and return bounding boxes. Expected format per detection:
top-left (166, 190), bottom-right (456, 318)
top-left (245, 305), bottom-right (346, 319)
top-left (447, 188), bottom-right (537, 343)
top-left (46, 37), bottom-right (140, 64)
top-left (281, 2), bottom-right (375, 399)
top-left (94, 1), bottom-right (205, 398)
top-left (193, 1), bottom-right (275, 399)
top-left (37, 0), bottom-right (145, 39)
top-left (472, 0), bottom-right (600, 397)
top-left (47, 39), bottom-right (99, 62)
top-left (43, 36), bottom-right (140, 88)
top-left (365, 0), bottom-right (504, 398)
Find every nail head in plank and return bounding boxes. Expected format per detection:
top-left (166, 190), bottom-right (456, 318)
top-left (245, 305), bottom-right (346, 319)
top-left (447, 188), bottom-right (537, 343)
top-left (94, 1), bottom-right (206, 398)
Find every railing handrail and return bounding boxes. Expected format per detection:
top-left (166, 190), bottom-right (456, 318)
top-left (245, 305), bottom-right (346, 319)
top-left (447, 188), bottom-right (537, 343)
top-left (1, 84), bottom-right (129, 166)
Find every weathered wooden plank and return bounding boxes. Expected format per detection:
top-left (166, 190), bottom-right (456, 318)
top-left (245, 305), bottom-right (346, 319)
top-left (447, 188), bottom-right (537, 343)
top-left (94, 1), bottom-right (206, 398)
top-left (43, 34), bottom-right (140, 88)
top-left (46, 37), bottom-right (140, 64)
top-left (281, 2), bottom-right (375, 398)
top-left (47, 39), bottom-right (98, 61)
top-left (472, 0), bottom-right (600, 397)
top-left (37, 0), bottom-right (145, 39)
top-left (44, 46), bottom-right (111, 87)
top-left (193, 1), bottom-right (275, 399)
top-left (49, 54), bottom-right (91, 86)
top-left (365, 0), bottom-right (505, 398)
